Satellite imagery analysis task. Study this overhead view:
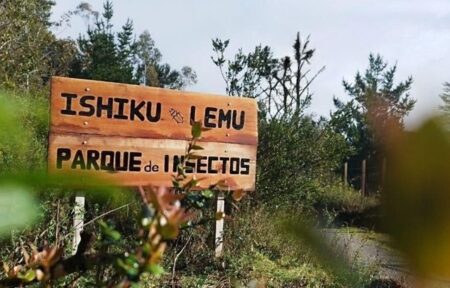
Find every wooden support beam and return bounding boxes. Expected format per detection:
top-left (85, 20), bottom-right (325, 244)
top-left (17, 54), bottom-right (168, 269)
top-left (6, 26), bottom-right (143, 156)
top-left (361, 159), bottom-right (367, 195)
top-left (344, 162), bottom-right (348, 187)
top-left (214, 192), bottom-right (225, 258)
top-left (72, 196), bottom-right (85, 255)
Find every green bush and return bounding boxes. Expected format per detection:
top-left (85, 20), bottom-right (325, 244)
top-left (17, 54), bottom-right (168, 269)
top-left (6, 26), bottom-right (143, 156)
top-left (257, 114), bottom-right (349, 207)
top-left (0, 89), bottom-right (49, 174)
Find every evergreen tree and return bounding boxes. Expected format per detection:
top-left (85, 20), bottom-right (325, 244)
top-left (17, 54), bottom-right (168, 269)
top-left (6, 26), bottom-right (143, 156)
top-left (70, 1), bottom-right (197, 89)
top-left (135, 30), bottom-right (197, 89)
top-left (330, 54), bottom-right (415, 191)
top-left (70, 1), bottom-right (137, 84)
top-left (331, 54), bottom-right (415, 159)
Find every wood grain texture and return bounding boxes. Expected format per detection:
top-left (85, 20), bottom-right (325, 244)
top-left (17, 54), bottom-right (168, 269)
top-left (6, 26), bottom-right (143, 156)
top-left (48, 133), bottom-right (257, 190)
top-left (50, 77), bottom-right (258, 145)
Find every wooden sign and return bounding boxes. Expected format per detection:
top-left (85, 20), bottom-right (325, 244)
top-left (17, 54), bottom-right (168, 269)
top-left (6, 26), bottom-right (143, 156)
top-left (48, 77), bottom-right (258, 190)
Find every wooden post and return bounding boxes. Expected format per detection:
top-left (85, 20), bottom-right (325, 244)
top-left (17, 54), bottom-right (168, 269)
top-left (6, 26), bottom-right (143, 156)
top-left (343, 162), bottom-right (348, 187)
top-left (214, 192), bottom-right (225, 258)
top-left (361, 159), bottom-right (366, 195)
top-left (381, 157), bottom-right (386, 192)
top-left (72, 196), bottom-right (85, 254)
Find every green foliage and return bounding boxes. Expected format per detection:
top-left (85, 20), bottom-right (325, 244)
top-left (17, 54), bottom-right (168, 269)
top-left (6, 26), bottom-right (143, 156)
top-left (257, 115), bottom-right (348, 206)
top-left (0, 89), bottom-right (48, 173)
top-left (135, 30), bottom-right (197, 89)
top-left (331, 53), bottom-right (415, 161)
top-left (0, 185), bottom-right (38, 236)
top-left (70, 1), bottom-right (197, 89)
top-left (222, 202), bottom-right (374, 287)
top-left (212, 33), bottom-right (348, 211)
top-left (0, 0), bottom-right (76, 90)
top-left (69, 1), bottom-right (137, 84)
top-left (207, 34), bottom-right (385, 287)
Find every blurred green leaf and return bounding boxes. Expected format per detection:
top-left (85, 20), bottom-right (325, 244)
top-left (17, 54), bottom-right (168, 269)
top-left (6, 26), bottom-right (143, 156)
top-left (191, 121), bottom-right (202, 138)
top-left (17, 269), bottom-right (36, 282)
top-left (99, 220), bottom-right (121, 241)
top-left (159, 223), bottom-right (178, 239)
top-left (0, 185), bottom-right (38, 236)
top-left (201, 189), bottom-right (214, 198)
top-left (190, 144), bottom-right (204, 150)
top-left (0, 172), bottom-right (132, 206)
top-left (145, 264), bottom-right (164, 276)
top-left (116, 258), bottom-right (139, 278)
top-left (383, 118), bottom-right (450, 278)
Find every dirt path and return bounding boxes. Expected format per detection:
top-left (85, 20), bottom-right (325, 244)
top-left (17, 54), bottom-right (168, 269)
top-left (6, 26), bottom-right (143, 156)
top-left (322, 228), bottom-right (450, 287)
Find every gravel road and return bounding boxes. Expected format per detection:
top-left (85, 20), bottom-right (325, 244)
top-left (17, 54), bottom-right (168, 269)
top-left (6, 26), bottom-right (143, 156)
top-left (322, 229), bottom-right (450, 287)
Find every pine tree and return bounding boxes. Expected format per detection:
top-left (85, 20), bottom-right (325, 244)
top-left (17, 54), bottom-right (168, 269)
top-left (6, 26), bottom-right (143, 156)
top-left (70, 1), bottom-right (197, 89)
top-left (135, 30), bottom-right (197, 89)
top-left (70, 1), bottom-right (137, 84)
top-left (331, 54), bottom-right (415, 159)
top-left (330, 54), bottom-right (415, 192)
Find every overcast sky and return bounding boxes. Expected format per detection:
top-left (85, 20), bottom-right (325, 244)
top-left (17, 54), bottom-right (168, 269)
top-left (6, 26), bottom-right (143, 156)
top-left (51, 0), bottom-right (450, 127)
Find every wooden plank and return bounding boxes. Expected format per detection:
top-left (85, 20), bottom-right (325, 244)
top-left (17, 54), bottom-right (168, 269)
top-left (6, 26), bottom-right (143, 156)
top-left (343, 162), bottom-right (348, 186)
top-left (50, 77), bottom-right (258, 146)
top-left (72, 196), bottom-right (85, 255)
top-left (215, 192), bottom-right (225, 258)
top-left (48, 133), bottom-right (257, 190)
top-left (361, 159), bottom-right (366, 195)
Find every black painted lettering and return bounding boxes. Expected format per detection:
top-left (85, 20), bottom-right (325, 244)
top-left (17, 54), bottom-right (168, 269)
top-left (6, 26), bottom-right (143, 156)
top-left (185, 160), bottom-right (195, 173)
top-left (241, 158), bottom-right (250, 175)
top-left (232, 111), bottom-right (245, 130)
top-left (115, 151), bottom-right (129, 171)
top-left (164, 155), bottom-right (169, 172)
top-left (129, 152), bottom-right (142, 171)
top-left (146, 102), bottom-right (161, 122)
top-left (100, 151), bottom-right (114, 171)
top-left (207, 156), bottom-right (218, 173)
top-left (79, 95), bottom-right (95, 117)
top-left (190, 106), bottom-right (197, 124)
top-left (86, 150), bottom-right (100, 170)
top-left (204, 107), bottom-right (217, 128)
top-left (113, 98), bottom-right (129, 120)
top-left (218, 110), bottom-right (232, 129)
top-left (96, 97), bottom-right (114, 118)
top-left (60, 93), bottom-right (77, 115)
top-left (130, 100), bottom-right (145, 121)
top-left (197, 156), bottom-right (207, 173)
top-left (219, 157), bottom-right (230, 173)
top-left (71, 150), bottom-right (86, 170)
top-left (230, 157), bottom-right (240, 174)
top-left (173, 155), bottom-right (184, 173)
top-left (56, 148), bottom-right (71, 169)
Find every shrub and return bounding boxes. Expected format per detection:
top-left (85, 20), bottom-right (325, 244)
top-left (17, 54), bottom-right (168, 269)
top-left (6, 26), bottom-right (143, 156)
top-left (257, 114), bottom-right (349, 208)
